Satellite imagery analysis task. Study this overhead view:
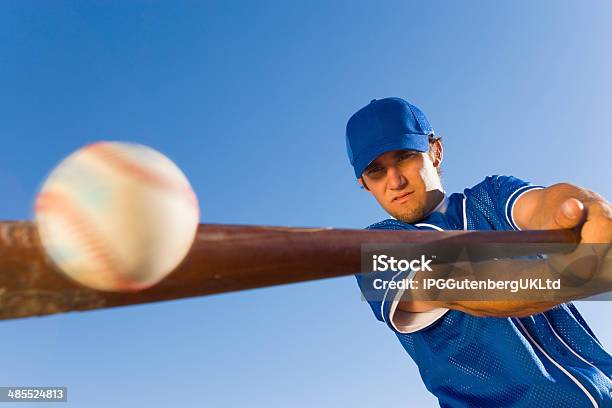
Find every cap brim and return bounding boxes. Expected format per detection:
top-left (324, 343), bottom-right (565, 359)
top-left (353, 134), bottom-right (430, 178)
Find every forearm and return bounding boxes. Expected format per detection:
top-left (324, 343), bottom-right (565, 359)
top-left (398, 299), bottom-right (560, 317)
top-left (398, 248), bottom-right (611, 318)
top-left (446, 300), bottom-right (560, 318)
top-left (397, 183), bottom-right (611, 318)
top-left (397, 258), bottom-right (561, 317)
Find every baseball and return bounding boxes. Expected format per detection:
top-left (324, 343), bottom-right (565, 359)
top-left (34, 141), bottom-right (200, 292)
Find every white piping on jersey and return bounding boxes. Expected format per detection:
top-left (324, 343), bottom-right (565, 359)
top-left (513, 318), bottom-right (598, 408)
top-left (541, 313), bottom-right (610, 381)
top-left (504, 185), bottom-right (544, 230)
top-left (380, 269), bottom-right (406, 325)
top-left (414, 223), bottom-right (444, 231)
top-left (462, 194), bottom-right (468, 231)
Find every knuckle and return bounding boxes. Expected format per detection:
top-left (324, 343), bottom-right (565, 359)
top-left (591, 201), bottom-right (612, 217)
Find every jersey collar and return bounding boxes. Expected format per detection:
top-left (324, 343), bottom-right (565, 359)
top-left (427, 193), bottom-right (449, 216)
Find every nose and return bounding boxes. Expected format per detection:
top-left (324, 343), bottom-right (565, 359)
top-left (387, 166), bottom-right (407, 190)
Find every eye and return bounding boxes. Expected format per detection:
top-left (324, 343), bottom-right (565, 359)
top-left (398, 152), bottom-right (416, 162)
top-left (366, 166), bottom-right (384, 177)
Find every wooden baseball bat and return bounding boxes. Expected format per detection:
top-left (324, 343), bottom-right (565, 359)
top-left (0, 221), bottom-right (580, 321)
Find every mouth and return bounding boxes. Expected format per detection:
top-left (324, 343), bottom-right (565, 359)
top-left (392, 191), bottom-right (414, 203)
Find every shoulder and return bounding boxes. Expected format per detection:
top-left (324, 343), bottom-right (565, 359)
top-left (466, 175), bottom-right (530, 194)
top-left (462, 175), bottom-right (544, 230)
top-left (463, 175), bottom-right (540, 207)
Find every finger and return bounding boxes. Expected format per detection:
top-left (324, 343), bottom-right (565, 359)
top-left (586, 200), bottom-right (612, 222)
top-left (581, 201), bottom-right (612, 243)
top-left (551, 198), bottom-right (585, 229)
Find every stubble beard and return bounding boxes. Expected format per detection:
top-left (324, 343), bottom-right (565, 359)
top-left (392, 205), bottom-right (427, 224)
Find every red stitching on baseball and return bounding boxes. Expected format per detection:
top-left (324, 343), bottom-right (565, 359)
top-left (36, 191), bottom-right (145, 291)
top-left (84, 143), bottom-right (199, 212)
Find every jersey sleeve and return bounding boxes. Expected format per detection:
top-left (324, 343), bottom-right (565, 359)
top-left (463, 175), bottom-right (544, 231)
top-left (354, 259), bottom-right (414, 325)
top-left (355, 219), bottom-right (415, 325)
top-left (356, 219), bottom-right (450, 334)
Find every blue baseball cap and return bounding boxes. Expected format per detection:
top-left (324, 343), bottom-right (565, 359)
top-left (346, 97), bottom-right (435, 178)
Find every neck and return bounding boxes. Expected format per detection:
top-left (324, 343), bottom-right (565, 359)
top-left (424, 189), bottom-right (446, 216)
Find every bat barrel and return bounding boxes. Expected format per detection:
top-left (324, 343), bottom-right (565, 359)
top-left (0, 222), bottom-right (580, 320)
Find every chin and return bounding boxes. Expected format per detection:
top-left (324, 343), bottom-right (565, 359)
top-left (391, 206), bottom-right (426, 224)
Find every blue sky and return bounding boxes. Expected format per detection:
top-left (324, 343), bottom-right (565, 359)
top-left (1, 1), bottom-right (611, 407)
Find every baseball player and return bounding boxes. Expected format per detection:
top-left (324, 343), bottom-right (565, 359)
top-left (346, 97), bottom-right (612, 407)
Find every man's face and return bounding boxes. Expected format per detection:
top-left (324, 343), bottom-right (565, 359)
top-left (359, 141), bottom-right (444, 223)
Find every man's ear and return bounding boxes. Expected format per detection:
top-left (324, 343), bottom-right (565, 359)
top-left (431, 139), bottom-right (443, 168)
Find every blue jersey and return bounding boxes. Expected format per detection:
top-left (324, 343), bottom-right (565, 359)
top-left (357, 175), bottom-right (612, 408)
